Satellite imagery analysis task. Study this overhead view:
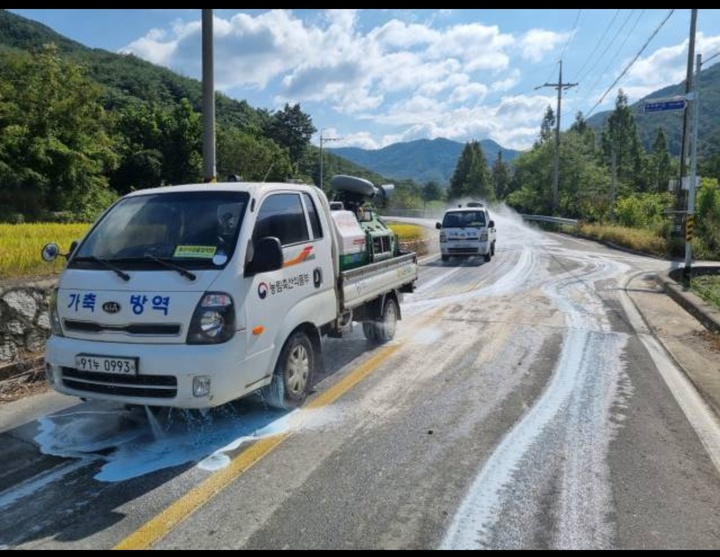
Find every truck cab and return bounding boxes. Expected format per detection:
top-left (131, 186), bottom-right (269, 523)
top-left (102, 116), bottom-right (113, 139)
top-left (436, 204), bottom-right (496, 263)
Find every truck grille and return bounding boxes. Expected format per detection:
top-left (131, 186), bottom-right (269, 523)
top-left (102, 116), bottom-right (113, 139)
top-left (448, 247), bottom-right (480, 254)
top-left (63, 320), bottom-right (182, 336)
top-left (60, 367), bottom-right (178, 399)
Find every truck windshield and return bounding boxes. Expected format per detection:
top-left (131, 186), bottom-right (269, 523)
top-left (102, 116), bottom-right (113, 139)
top-left (442, 211), bottom-right (486, 228)
top-left (71, 191), bottom-right (249, 270)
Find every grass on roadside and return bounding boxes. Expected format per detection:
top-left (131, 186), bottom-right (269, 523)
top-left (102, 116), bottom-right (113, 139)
top-left (691, 274), bottom-right (720, 311)
top-left (573, 223), bottom-right (671, 258)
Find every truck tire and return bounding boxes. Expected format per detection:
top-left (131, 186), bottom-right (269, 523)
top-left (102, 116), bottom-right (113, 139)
top-left (363, 298), bottom-right (398, 343)
top-left (362, 321), bottom-right (377, 341)
top-left (376, 297), bottom-right (398, 341)
top-left (261, 330), bottom-right (314, 410)
top-left (441, 255), bottom-right (449, 262)
top-left (484, 249), bottom-right (492, 262)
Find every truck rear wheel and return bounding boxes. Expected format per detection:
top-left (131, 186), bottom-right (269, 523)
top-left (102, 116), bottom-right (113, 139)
top-left (262, 330), bottom-right (314, 410)
top-left (363, 298), bottom-right (398, 343)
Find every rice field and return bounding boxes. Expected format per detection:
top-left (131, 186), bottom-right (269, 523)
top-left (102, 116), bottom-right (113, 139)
top-left (0, 223), bottom-right (91, 280)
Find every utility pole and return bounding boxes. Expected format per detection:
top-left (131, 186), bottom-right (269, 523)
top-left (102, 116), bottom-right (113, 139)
top-left (202, 9), bottom-right (216, 183)
top-left (684, 52), bottom-right (702, 279)
top-left (319, 130), bottom-right (342, 190)
top-left (679, 9), bottom-right (698, 188)
top-left (536, 60), bottom-right (577, 214)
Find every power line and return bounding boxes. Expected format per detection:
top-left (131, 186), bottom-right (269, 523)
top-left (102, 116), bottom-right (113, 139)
top-left (559, 9), bottom-right (583, 62)
top-left (705, 50), bottom-right (720, 65)
top-left (586, 9), bottom-right (675, 118)
top-left (585, 9), bottom-right (645, 98)
top-left (573, 9), bottom-right (621, 83)
top-left (576, 9), bottom-right (636, 87)
top-left (583, 10), bottom-right (636, 91)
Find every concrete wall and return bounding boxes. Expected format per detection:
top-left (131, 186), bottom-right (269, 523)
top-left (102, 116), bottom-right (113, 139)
top-left (0, 277), bottom-right (58, 379)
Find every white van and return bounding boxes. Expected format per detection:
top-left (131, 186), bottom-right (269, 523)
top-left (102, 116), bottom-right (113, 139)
top-left (436, 204), bottom-right (496, 263)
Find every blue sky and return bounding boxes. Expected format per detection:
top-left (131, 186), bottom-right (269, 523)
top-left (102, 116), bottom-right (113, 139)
top-left (8, 9), bottom-right (720, 152)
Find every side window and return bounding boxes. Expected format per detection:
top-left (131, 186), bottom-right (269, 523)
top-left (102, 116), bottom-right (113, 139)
top-left (302, 192), bottom-right (323, 240)
top-left (253, 193), bottom-right (309, 247)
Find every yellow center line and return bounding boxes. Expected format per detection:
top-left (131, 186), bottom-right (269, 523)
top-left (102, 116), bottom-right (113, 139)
top-left (114, 343), bottom-right (401, 550)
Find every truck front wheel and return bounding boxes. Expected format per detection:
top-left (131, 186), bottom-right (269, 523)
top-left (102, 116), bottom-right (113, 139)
top-left (262, 330), bottom-right (314, 410)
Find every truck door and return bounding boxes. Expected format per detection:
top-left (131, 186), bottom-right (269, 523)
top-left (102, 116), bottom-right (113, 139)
top-left (243, 191), bottom-right (334, 386)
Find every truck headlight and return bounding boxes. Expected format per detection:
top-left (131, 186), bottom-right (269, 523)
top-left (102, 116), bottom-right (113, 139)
top-left (186, 292), bottom-right (236, 345)
top-left (49, 288), bottom-right (64, 337)
top-left (480, 231), bottom-right (488, 241)
top-left (439, 233), bottom-right (446, 242)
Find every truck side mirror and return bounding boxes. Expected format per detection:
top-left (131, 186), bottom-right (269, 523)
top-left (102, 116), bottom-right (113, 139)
top-left (42, 241), bottom-right (79, 262)
top-left (489, 220), bottom-right (495, 228)
top-left (41, 243), bottom-right (60, 262)
top-left (245, 237), bottom-right (283, 276)
top-left (436, 222), bottom-right (442, 230)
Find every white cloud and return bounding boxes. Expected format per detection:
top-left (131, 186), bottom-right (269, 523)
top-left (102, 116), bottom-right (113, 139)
top-left (448, 83), bottom-right (489, 104)
top-left (518, 28), bottom-right (570, 62)
top-left (491, 69), bottom-right (521, 92)
top-left (118, 10), bottom-right (582, 152)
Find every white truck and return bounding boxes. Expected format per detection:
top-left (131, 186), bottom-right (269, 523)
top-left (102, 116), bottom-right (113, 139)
top-left (40, 177), bottom-right (418, 410)
top-left (436, 203), bottom-right (496, 263)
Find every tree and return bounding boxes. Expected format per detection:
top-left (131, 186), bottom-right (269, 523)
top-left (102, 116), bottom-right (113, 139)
top-left (447, 140), bottom-right (493, 202)
top-left (217, 126), bottom-right (293, 182)
top-left (648, 127), bottom-right (673, 193)
top-left (570, 111), bottom-right (588, 135)
top-left (422, 181), bottom-right (444, 207)
top-left (0, 44), bottom-right (118, 220)
top-left (491, 151), bottom-right (512, 201)
top-left (263, 103), bottom-right (316, 167)
top-left (600, 89), bottom-right (645, 190)
top-left (160, 98), bottom-right (203, 185)
top-left (538, 105), bottom-right (556, 145)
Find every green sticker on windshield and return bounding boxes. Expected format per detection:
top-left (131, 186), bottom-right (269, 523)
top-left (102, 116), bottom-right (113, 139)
top-left (174, 245), bottom-right (217, 258)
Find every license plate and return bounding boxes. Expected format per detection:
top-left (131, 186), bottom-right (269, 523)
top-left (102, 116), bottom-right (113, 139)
top-left (75, 354), bottom-right (138, 375)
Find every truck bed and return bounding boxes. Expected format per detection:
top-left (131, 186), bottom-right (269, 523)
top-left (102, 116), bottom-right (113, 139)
top-left (338, 251), bottom-right (418, 311)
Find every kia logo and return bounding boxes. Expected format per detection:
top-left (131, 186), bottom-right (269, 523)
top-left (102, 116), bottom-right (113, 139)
top-left (103, 301), bottom-right (121, 314)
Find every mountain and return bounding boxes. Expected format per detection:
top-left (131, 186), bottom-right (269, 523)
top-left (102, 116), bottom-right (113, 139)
top-left (586, 60), bottom-right (720, 159)
top-left (329, 137), bottom-right (520, 186)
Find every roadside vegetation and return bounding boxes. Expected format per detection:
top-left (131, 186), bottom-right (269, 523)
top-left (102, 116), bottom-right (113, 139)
top-left (690, 275), bottom-right (720, 311)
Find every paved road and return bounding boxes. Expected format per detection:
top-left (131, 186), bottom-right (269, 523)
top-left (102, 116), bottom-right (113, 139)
top-left (1, 211), bottom-right (719, 550)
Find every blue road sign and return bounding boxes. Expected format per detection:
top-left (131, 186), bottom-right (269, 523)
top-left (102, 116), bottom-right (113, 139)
top-left (643, 99), bottom-right (687, 113)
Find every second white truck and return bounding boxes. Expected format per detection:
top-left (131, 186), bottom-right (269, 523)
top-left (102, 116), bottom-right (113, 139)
top-left (436, 203), bottom-right (496, 263)
top-left (40, 176), bottom-right (418, 411)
